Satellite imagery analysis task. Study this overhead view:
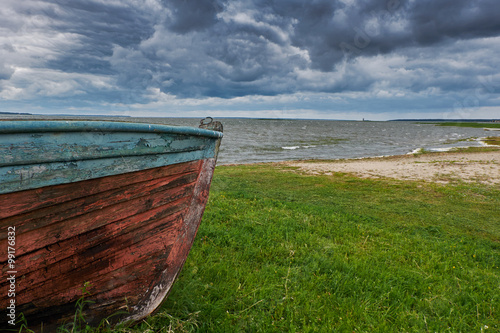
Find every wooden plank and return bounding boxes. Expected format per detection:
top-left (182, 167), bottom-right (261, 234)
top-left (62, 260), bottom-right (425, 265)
top-left (16, 214), bottom-right (183, 306)
top-left (1, 198), bottom-right (189, 279)
top-left (0, 158), bottom-right (216, 331)
top-left (124, 158), bottom-right (217, 322)
top-left (5, 181), bottom-right (195, 257)
top-left (2, 201), bottom-right (187, 329)
top-left (0, 145), bottom-right (215, 194)
top-left (0, 160), bottom-right (202, 220)
top-left (0, 170), bottom-right (199, 237)
top-left (0, 132), bottom-right (212, 167)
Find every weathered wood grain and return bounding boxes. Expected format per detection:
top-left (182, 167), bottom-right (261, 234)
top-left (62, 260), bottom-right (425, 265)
top-left (0, 132), bottom-right (210, 166)
top-left (0, 121), bottom-right (221, 194)
top-left (0, 159), bottom-right (202, 220)
top-left (0, 158), bottom-right (217, 331)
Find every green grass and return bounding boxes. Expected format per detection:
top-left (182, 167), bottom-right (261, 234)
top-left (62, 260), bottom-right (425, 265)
top-left (432, 122), bottom-right (500, 129)
top-left (413, 146), bottom-right (500, 154)
top-left (129, 164), bottom-right (499, 332)
top-left (48, 163), bottom-right (500, 332)
top-left (482, 137), bottom-right (500, 146)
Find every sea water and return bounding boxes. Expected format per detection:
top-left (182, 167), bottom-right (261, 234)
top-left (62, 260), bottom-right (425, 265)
top-left (212, 119), bottom-right (493, 164)
top-left (125, 117), bottom-right (493, 164)
top-left (1, 115), bottom-right (494, 164)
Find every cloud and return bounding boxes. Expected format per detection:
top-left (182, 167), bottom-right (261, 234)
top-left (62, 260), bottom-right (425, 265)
top-left (408, 0), bottom-right (500, 44)
top-left (0, 0), bottom-right (499, 118)
top-left (164, 0), bottom-right (224, 33)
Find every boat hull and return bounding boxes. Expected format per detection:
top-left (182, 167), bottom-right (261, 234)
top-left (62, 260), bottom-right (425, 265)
top-left (0, 121), bottom-right (222, 331)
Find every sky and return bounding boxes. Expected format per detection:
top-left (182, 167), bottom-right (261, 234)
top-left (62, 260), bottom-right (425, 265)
top-left (1, 0), bottom-right (500, 120)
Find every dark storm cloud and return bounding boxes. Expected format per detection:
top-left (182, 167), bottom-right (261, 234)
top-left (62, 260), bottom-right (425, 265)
top-left (408, 0), bottom-right (500, 44)
top-left (278, 0), bottom-right (500, 71)
top-left (1, 0), bottom-right (499, 105)
top-left (44, 0), bottom-right (157, 74)
top-left (164, 0), bottom-right (224, 33)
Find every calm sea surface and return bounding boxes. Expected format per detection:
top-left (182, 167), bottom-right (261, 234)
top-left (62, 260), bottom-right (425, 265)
top-left (2, 115), bottom-right (495, 164)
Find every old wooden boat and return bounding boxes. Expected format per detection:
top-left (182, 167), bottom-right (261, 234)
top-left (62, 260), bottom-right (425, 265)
top-left (0, 118), bottom-right (222, 331)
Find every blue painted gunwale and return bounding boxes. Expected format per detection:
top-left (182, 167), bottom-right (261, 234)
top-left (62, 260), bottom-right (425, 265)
top-left (0, 120), bottom-right (223, 138)
top-left (0, 121), bottom-right (223, 194)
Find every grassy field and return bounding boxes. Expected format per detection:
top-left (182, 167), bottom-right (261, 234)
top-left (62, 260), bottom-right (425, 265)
top-left (117, 163), bottom-right (499, 333)
top-left (38, 161), bottom-right (499, 332)
top-left (482, 137), bottom-right (500, 146)
top-left (433, 122), bottom-right (500, 129)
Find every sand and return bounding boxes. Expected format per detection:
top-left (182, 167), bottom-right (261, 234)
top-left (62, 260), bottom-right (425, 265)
top-left (281, 149), bottom-right (500, 185)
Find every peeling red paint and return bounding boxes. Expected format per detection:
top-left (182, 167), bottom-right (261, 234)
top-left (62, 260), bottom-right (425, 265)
top-left (0, 158), bottom-right (217, 331)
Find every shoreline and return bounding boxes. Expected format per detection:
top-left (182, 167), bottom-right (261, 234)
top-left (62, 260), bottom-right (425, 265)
top-left (277, 148), bottom-right (500, 185)
top-left (217, 135), bottom-right (500, 167)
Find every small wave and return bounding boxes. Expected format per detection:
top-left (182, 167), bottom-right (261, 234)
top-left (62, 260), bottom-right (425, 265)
top-left (408, 146), bottom-right (470, 154)
top-left (424, 146), bottom-right (475, 153)
top-left (408, 148), bottom-right (424, 154)
top-left (428, 147), bottom-right (454, 152)
top-left (282, 145), bottom-right (317, 150)
top-left (478, 138), bottom-right (489, 146)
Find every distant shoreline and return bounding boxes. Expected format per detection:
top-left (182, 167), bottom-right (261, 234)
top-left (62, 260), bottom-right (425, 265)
top-left (1, 113), bottom-right (499, 122)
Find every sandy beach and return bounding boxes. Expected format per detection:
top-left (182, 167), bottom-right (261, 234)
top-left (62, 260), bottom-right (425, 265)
top-left (282, 149), bottom-right (500, 185)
